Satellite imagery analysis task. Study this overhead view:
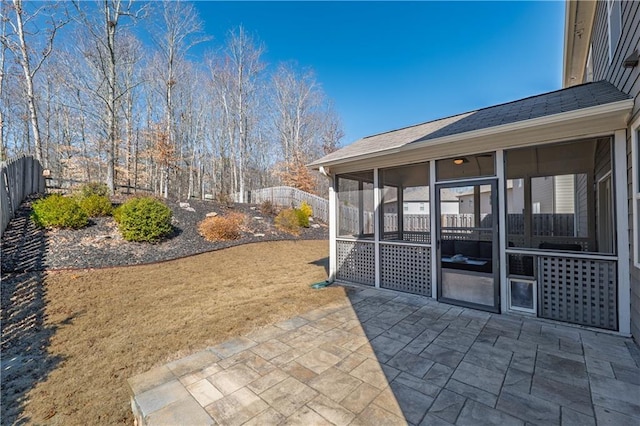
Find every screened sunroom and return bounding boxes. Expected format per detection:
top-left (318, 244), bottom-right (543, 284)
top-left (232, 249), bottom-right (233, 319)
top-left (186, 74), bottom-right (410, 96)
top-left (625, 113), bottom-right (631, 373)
top-left (311, 81), bottom-right (634, 334)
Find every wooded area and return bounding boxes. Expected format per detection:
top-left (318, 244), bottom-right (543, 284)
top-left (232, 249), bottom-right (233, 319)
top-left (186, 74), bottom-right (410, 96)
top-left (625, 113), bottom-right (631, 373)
top-left (0, 1), bottom-right (342, 199)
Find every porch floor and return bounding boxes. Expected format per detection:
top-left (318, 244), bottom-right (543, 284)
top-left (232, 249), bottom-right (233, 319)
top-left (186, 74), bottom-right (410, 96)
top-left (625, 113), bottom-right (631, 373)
top-left (128, 285), bottom-right (640, 425)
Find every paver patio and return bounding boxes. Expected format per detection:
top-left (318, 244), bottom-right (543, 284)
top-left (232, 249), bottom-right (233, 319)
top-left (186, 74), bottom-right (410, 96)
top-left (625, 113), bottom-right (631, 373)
top-left (128, 285), bottom-right (640, 425)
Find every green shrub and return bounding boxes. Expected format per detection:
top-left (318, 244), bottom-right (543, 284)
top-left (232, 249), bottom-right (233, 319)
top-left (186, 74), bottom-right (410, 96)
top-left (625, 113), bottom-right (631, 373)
top-left (275, 208), bottom-right (301, 235)
top-left (113, 204), bottom-right (123, 223)
top-left (114, 197), bottom-right (173, 242)
top-left (299, 201), bottom-right (313, 219)
top-left (198, 212), bottom-right (245, 241)
top-left (31, 194), bottom-right (88, 229)
top-left (294, 208), bottom-right (310, 228)
top-left (78, 194), bottom-right (113, 217)
top-left (78, 182), bottom-right (109, 198)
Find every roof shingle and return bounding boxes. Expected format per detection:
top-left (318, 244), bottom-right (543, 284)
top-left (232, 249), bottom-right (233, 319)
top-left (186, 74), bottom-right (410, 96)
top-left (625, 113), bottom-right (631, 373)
top-left (311, 80), bottom-right (630, 166)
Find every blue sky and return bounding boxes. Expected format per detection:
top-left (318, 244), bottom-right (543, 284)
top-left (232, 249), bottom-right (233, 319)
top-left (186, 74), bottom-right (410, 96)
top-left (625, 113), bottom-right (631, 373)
top-left (194, 1), bottom-right (566, 146)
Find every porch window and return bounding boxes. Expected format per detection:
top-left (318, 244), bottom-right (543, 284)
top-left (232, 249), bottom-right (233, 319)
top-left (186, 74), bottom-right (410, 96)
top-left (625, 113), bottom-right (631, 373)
top-left (337, 171), bottom-right (374, 239)
top-left (379, 162), bottom-right (430, 243)
top-left (505, 138), bottom-right (614, 254)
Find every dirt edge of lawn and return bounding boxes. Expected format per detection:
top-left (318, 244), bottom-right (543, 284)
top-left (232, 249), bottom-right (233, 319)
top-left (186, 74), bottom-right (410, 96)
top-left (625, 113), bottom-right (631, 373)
top-left (11, 239), bottom-right (347, 425)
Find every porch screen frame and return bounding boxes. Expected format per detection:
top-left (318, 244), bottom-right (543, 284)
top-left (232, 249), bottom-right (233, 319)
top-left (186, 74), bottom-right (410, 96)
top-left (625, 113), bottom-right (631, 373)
top-left (504, 138), bottom-right (614, 255)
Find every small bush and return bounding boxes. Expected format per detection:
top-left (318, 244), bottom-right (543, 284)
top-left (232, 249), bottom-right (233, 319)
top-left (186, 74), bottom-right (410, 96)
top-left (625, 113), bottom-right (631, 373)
top-left (294, 208), bottom-right (310, 228)
top-left (31, 194), bottom-right (88, 229)
top-left (299, 201), bottom-right (313, 219)
top-left (260, 200), bottom-right (278, 216)
top-left (112, 204), bottom-right (123, 223)
top-left (78, 194), bottom-right (113, 217)
top-left (275, 209), bottom-right (301, 235)
top-left (78, 182), bottom-right (109, 198)
top-left (114, 197), bottom-right (173, 242)
top-left (198, 212), bottom-right (245, 241)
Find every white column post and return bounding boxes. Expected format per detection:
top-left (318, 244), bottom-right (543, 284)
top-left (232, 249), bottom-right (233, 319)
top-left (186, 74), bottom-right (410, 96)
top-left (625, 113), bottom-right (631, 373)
top-left (430, 160), bottom-right (438, 299)
top-left (328, 174), bottom-right (337, 282)
top-left (614, 129), bottom-right (631, 335)
top-left (496, 150), bottom-right (508, 313)
top-left (374, 168), bottom-right (381, 288)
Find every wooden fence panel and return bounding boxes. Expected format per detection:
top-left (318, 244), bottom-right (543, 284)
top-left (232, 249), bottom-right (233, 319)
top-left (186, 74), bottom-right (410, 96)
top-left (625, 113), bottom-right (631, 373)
top-left (236, 186), bottom-right (330, 223)
top-left (1, 156), bottom-right (45, 236)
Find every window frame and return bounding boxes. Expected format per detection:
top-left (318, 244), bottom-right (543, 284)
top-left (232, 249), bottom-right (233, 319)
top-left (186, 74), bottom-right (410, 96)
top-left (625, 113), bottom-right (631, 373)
top-left (336, 171), bottom-right (375, 240)
top-left (607, 0), bottom-right (622, 64)
top-left (378, 162), bottom-right (431, 244)
top-left (504, 139), bottom-right (613, 254)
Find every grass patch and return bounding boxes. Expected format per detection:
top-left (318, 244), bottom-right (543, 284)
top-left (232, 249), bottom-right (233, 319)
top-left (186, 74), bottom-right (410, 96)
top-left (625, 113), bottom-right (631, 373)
top-left (22, 240), bottom-right (343, 424)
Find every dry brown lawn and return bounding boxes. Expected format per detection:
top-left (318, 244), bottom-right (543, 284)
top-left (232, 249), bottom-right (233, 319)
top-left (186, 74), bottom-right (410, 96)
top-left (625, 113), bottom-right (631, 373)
top-left (20, 240), bottom-right (346, 425)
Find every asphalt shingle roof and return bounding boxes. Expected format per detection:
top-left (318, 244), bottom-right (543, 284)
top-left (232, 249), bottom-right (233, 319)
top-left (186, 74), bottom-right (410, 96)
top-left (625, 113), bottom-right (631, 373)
top-left (311, 80), bottom-right (630, 166)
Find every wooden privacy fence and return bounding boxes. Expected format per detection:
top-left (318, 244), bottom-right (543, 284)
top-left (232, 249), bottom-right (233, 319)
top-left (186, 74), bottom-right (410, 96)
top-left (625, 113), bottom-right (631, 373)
top-left (236, 186), bottom-right (330, 223)
top-left (1, 155), bottom-right (46, 236)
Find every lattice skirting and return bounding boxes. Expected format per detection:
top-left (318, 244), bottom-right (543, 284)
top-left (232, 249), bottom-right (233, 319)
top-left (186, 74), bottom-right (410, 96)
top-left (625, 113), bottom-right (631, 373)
top-left (380, 244), bottom-right (431, 296)
top-left (538, 256), bottom-right (617, 330)
top-left (336, 240), bottom-right (375, 285)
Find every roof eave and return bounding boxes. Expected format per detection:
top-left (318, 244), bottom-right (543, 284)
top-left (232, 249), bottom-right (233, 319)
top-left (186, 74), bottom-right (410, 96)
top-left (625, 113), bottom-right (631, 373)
top-left (310, 98), bottom-right (634, 169)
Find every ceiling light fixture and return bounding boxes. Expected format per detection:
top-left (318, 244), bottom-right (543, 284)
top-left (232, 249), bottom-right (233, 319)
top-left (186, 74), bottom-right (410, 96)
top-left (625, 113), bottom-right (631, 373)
top-left (453, 158), bottom-right (468, 165)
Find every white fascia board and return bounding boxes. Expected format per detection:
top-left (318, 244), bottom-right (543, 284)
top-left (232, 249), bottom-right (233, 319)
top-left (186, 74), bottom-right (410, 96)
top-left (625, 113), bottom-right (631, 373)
top-left (563, 0), bottom-right (578, 87)
top-left (562, 0), bottom-right (597, 87)
top-left (315, 99), bottom-right (634, 169)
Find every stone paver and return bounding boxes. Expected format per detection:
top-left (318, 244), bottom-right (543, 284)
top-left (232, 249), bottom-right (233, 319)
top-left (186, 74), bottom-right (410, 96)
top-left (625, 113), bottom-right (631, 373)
top-left (128, 285), bottom-right (640, 425)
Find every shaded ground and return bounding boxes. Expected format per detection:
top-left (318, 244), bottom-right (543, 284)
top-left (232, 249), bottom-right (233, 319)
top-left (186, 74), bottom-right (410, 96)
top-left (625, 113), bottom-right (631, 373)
top-left (1, 199), bottom-right (61, 425)
top-left (5, 240), bottom-right (343, 424)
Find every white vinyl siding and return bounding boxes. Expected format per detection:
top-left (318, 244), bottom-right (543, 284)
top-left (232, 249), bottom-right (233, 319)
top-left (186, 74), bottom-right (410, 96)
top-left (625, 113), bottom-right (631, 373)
top-left (554, 175), bottom-right (576, 214)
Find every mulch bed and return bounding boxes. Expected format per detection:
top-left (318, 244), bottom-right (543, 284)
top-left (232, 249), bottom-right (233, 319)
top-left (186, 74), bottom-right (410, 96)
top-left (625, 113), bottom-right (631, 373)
top-left (1, 196), bottom-right (329, 271)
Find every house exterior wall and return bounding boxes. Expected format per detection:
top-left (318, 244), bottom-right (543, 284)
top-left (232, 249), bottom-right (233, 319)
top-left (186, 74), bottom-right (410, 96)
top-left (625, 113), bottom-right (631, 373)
top-left (588, 0), bottom-right (640, 342)
top-left (531, 177), bottom-right (554, 213)
top-left (554, 175), bottom-right (576, 213)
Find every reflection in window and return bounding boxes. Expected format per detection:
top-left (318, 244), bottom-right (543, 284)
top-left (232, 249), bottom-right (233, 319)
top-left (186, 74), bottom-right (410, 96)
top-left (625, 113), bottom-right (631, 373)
top-left (337, 172), bottom-right (374, 238)
top-left (380, 162), bottom-right (430, 243)
top-left (505, 138), bottom-right (614, 253)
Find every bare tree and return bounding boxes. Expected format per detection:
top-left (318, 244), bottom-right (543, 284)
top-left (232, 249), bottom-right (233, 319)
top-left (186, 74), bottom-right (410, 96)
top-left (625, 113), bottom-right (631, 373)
top-left (1, 0), bottom-right (67, 165)
top-left (148, 1), bottom-right (210, 198)
top-left (117, 32), bottom-right (143, 193)
top-left (73, 0), bottom-right (142, 194)
top-left (225, 27), bottom-right (265, 201)
top-left (271, 62), bottom-right (343, 191)
top-left (0, 4), bottom-right (343, 198)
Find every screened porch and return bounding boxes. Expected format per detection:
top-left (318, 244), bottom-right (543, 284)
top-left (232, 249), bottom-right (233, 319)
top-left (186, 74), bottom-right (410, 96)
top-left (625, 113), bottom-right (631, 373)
top-left (333, 136), bottom-right (620, 331)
